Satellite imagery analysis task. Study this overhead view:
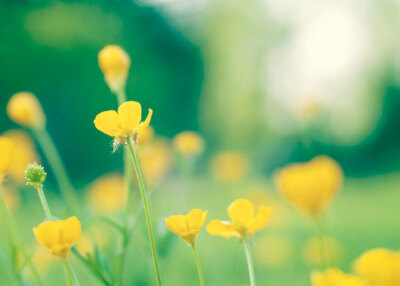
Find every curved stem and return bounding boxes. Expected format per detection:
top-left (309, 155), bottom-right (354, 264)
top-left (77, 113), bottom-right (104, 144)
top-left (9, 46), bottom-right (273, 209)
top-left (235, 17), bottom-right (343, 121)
top-left (36, 185), bottom-right (53, 220)
top-left (191, 245), bottom-right (205, 286)
top-left (243, 237), bottom-right (256, 286)
top-left (64, 259), bottom-right (80, 286)
top-left (126, 143), bottom-right (162, 286)
top-left (312, 218), bottom-right (329, 269)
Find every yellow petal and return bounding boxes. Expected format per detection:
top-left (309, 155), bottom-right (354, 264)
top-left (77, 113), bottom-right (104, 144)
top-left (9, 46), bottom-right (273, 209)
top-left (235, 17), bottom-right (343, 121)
top-left (137, 109), bottom-right (153, 133)
top-left (186, 209), bottom-right (207, 232)
top-left (0, 137), bottom-right (15, 175)
top-left (206, 220), bottom-right (238, 238)
top-left (165, 215), bottom-right (188, 235)
top-left (227, 199), bottom-right (255, 231)
top-left (59, 216), bottom-right (81, 245)
top-left (247, 205), bottom-right (272, 234)
top-left (311, 268), bottom-right (368, 286)
top-left (118, 101), bottom-right (142, 132)
top-left (94, 110), bottom-right (122, 137)
top-left (34, 221), bottom-right (60, 249)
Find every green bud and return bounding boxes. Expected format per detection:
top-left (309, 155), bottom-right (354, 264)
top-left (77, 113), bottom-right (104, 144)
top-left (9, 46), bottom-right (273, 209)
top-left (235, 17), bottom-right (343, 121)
top-left (25, 162), bottom-right (47, 188)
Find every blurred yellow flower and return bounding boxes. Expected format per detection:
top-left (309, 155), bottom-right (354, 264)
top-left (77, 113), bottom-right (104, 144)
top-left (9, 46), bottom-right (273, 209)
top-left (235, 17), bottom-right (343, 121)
top-left (138, 125), bottom-right (154, 146)
top-left (254, 235), bottom-right (293, 267)
top-left (94, 101), bottom-right (152, 143)
top-left (32, 245), bottom-right (54, 274)
top-left (165, 209), bottom-right (208, 246)
top-left (98, 45), bottom-right (131, 92)
top-left (33, 216), bottom-right (81, 260)
top-left (207, 199), bottom-right (272, 239)
top-left (311, 268), bottom-right (367, 286)
top-left (7, 92), bottom-right (46, 129)
top-left (88, 174), bottom-right (125, 213)
top-left (355, 248), bottom-right (400, 286)
top-left (77, 234), bottom-right (94, 256)
top-left (173, 131), bottom-right (204, 155)
top-left (3, 187), bottom-right (20, 212)
top-left (3, 130), bottom-right (40, 182)
top-left (139, 140), bottom-right (171, 186)
top-left (211, 151), bottom-right (249, 182)
top-left (303, 236), bottom-right (341, 267)
top-left (0, 137), bottom-right (15, 184)
top-left (275, 156), bottom-right (343, 217)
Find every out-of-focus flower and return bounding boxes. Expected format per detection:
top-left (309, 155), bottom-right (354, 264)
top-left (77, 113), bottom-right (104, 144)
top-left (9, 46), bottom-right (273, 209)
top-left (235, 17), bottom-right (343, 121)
top-left (139, 140), bottom-right (171, 186)
top-left (165, 209), bottom-right (208, 246)
top-left (32, 245), bottom-right (54, 274)
top-left (138, 125), bottom-right (154, 146)
top-left (173, 131), bottom-right (204, 156)
top-left (98, 45), bottom-right (131, 93)
top-left (311, 268), bottom-right (367, 286)
top-left (0, 137), bottom-right (15, 184)
top-left (77, 234), bottom-right (94, 257)
top-left (33, 216), bottom-right (81, 260)
top-left (7, 92), bottom-right (46, 129)
top-left (88, 174), bottom-right (125, 213)
top-left (25, 162), bottom-right (47, 188)
top-left (303, 236), bottom-right (342, 267)
top-left (275, 156), bottom-right (343, 217)
top-left (254, 235), bottom-right (293, 267)
top-left (94, 101), bottom-right (152, 145)
top-left (3, 130), bottom-right (40, 182)
top-left (207, 199), bottom-right (272, 239)
top-left (354, 248), bottom-right (400, 286)
top-left (3, 187), bottom-right (20, 212)
top-left (211, 151), bottom-right (249, 182)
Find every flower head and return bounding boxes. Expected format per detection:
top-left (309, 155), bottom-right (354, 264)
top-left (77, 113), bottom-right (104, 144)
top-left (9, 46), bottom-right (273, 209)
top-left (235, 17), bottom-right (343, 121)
top-left (25, 163), bottom-right (47, 188)
top-left (206, 199), bottom-right (272, 239)
top-left (211, 151), bottom-right (249, 182)
top-left (0, 137), bottom-right (15, 184)
top-left (165, 209), bottom-right (208, 246)
top-left (274, 156), bottom-right (343, 217)
top-left (311, 268), bottom-right (367, 286)
top-left (98, 45), bottom-right (131, 92)
top-left (173, 131), bottom-right (204, 155)
top-left (94, 101), bottom-right (153, 145)
top-left (33, 216), bottom-right (81, 260)
top-left (88, 174), bottom-right (125, 213)
top-left (7, 92), bottom-right (46, 128)
top-left (139, 140), bottom-right (171, 186)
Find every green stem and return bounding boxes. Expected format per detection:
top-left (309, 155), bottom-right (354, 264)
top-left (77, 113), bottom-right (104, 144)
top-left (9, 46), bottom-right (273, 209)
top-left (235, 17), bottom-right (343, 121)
top-left (115, 88), bottom-right (127, 105)
top-left (312, 218), bottom-right (329, 269)
top-left (191, 245), bottom-right (205, 286)
top-left (35, 185), bottom-right (53, 220)
top-left (33, 128), bottom-right (80, 214)
top-left (126, 143), bottom-right (162, 286)
top-left (64, 259), bottom-right (80, 286)
top-left (243, 237), bottom-right (256, 286)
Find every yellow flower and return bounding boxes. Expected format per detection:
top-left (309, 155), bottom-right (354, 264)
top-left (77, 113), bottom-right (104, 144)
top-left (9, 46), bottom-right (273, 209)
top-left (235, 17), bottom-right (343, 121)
top-left (98, 45), bottom-right (131, 92)
top-left (3, 130), bottom-right (40, 182)
top-left (355, 248), bottom-right (400, 286)
top-left (0, 137), bottom-right (15, 184)
top-left (7, 92), bottom-right (46, 128)
top-left (88, 174), bottom-right (125, 213)
top-left (33, 216), bottom-right (81, 260)
top-left (138, 125), bottom-right (154, 146)
top-left (77, 234), bottom-right (94, 256)
top-left (254, 235), bottom-right (293, 267)
top-left (303, 236), bottom-right (341, 267)
top-left (165, 209), bottom-right (208, 246)
top-left (311, 268), bottom-right (367, 286)
top-left (139, 140), bottom-right (171, 186)
top-left (94, 101), bottom-right (153, 144)
top-left (3, 186), bottom-right (20, 212)
top-left (211, 151), bottom-right (249, 182)
top-left (274, 156), bottom-right (343, 217)
top-left (173, 131), bottom-right (204, 155)
top-left (206, 199), bottom-right (272, 239)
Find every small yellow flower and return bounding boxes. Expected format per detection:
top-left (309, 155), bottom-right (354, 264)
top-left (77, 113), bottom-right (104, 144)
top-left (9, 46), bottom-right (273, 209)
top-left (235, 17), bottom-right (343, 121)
top-left (88, 174), bottom-right (125, 213)
top-left (354, 248), bottom-right (400, 286)
top-left (138, 125), bottom-right (154, 146)
top-left (311, 268), bottom-right (367, 286)
top-left (7, 92), bottom-right (46, 128)
top-left (0, 137), bottom-right (15, 184)
top-left (94, 101), bottom-right (153, 145)
top-left (211, 151), bottom-right (249, 182)
top-left (206, 199), bottom-right (272, 239)
top-left (173, 131), bottom-right (204, 155)
top-left (274, 156), bottom-right (343, 217)
top-left (33, 216), bottom-right (81, 260)
top-left (139, 140), bottom-right (171, 186)
top-left (165, 209), bottom-right (208, 246)
top-left (254, 235), bottom-right (293, 267)
top-left (98, 45), bottom-right (131, 92)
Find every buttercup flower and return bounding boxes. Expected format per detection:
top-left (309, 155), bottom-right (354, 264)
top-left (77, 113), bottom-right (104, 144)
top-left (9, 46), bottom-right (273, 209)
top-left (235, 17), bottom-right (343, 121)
top-left (94, 101), bottom-right (153, 146)
top-left (207, 199), bottom-right (272, 239)
top-left (311, 268), bottom-right (367, 286)
top-left (211, 151), bottom-right (249, 182)
top-left (88, 174), bottom-right (125, 213)
top-left (0, 137), bottom-right (15, 184)
top-left (138, 125), bottom-right (154, 146)
top-left (275, 156), bottom-right (343, 217)
top-left (7, 92), bottom-right (46, 128)
top-left (98, 45), bottom-right (131, 92)
top-left (173, 131), bottom-right (204, 155)
top-left (355, 248), bottom-right (400, 286)
top-left (33, 216), bottom-right (81, 260)
top-left (139, 140), bottom-right (171, 186)
top-left (165, 209), bottom-right (208, 246)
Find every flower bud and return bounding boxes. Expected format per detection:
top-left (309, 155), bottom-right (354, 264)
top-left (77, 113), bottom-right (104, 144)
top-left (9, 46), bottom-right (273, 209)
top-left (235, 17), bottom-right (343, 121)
top-left (98, 45), bottom-right (131, 93)
top-left (7, 92), bottom-right (46, 129)
top-left (25, 162), bottom-right (47, 188)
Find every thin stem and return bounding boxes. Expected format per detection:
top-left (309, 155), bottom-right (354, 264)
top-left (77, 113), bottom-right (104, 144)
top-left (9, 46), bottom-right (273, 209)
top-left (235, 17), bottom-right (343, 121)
top-left (243, 237), bottom-right (256, 286)
top-left (35, 185), bottom-right (53, 220)
top-left (33, 128), bottom-right (80, 214)
top-left (191, 245), bottom-right (205, 286)
top-left (126, 143), bottom-right (162, 286)
top-left (64, 259), bottom-right (80, 286)
top-left (115, 88), bottom-right (127, 105)
top-left (312, 218), bottom-right (329, 269)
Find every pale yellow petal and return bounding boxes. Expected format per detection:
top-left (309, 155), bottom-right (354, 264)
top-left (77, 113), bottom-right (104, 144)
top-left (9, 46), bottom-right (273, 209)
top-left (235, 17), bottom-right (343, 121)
top-left (206, 220), bottom-right (238, 238)
top-left (185, 209), bottom-right (207, 232)
top-left (59, 216), bottom-right (81, 245)
top-left (0, 137), bottom-right (15, 175)
top-left (137, 109), bottom-right (153, 132)
top-left (247, 206), bottom-right (272, 234)
top-left (33, 221), bottom-right (60, 249)
top-left (227, 199), bottom-right (255, 230)
top-left (94, 110), bottom-right (122, 137)
top-left (118, 101), bottom-right (141, 131)
top-left (165, 215), bottom-right (188, 235)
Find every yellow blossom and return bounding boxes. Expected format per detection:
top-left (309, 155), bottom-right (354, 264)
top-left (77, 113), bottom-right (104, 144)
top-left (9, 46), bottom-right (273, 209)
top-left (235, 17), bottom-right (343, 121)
top-left (206, 199), bottom-right (272, 239)
top-left (77, 234), bottom-right (94, 256)
top-left (355, 248), bottom-right (400, 286)
top-left (311, 268), bottom-right (367, 286)
top-left (94, 101), bottom-right (153, 144)
top-left (7, 92), bottom-right (46, 128)
top-left (33, 216), bottom-right (81, 260)
top-left (138, 125), bottom-right (154, 146)
top-left (274, 156), bottom-right (343, 217)
top-left (303, 236), bottom-right (341, 267)
top-left (98, 45), bottom-right (131, 92)
top-left (3, 187), bottom-right (20, 212)
top-left (0, 137), bottom-right (15, 184)
top-left (32, 245), bottom-right (54, 274)
top-left (211, 151), bottom-right (249, 182)
top-left (139, 140), bottom-right (171, 186)
top-left (254, 235), bottom-right (293, 267)
top-left (88, 174), bottom-right (125, 213)
top-left (173, 131), bottom-right (204, 155)
top-left (165, 209), bottom-right (208, 246)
